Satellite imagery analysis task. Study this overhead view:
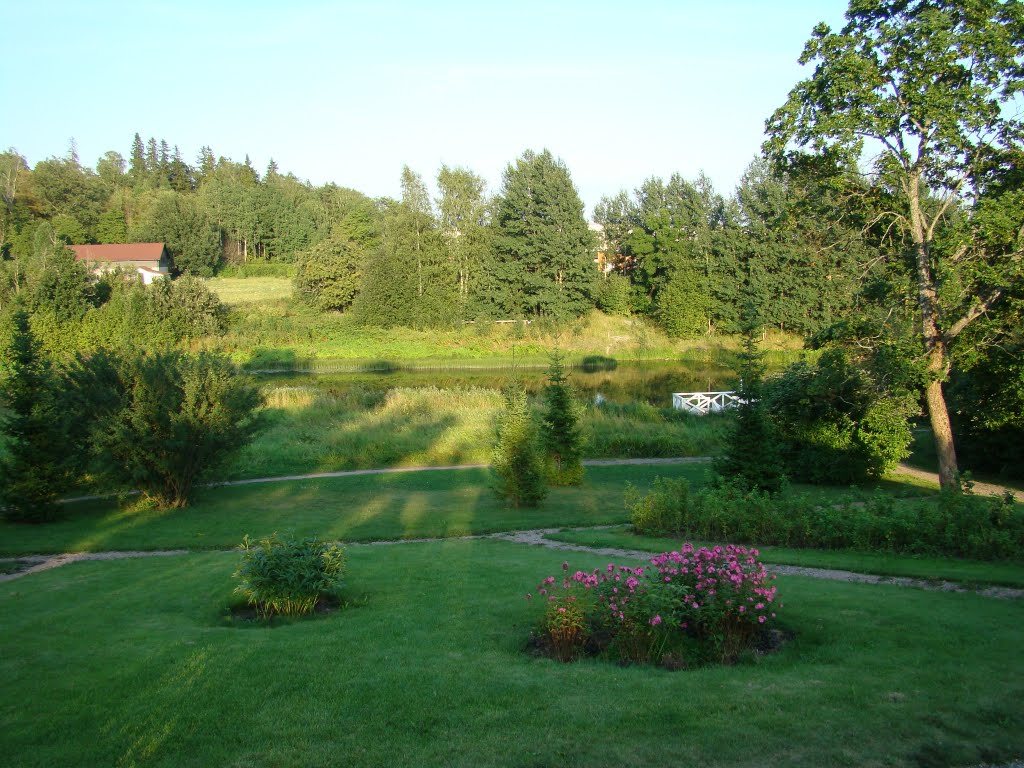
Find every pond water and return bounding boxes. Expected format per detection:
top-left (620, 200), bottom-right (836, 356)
top-left (255, 360), bottom-right (741, 407)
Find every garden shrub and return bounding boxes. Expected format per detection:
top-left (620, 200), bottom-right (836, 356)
top-left (763, 347), bottom-right (916, 484)
top-left (87, 350), bottom-right (263, 508)
top-left (234, 533), bottom-right (347, 619)
top-left (595, 273), bottom-right (632, 316)
top-left (625, 476), bottom-right (1024, 560)
top-left (529, 546), bottom-right (780, 667)
top-left (627, 477), bottom-right (689, 536)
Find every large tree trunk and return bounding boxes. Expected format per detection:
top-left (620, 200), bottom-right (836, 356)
top-left (924, 343), bottom-right (959, 489)
top-left (908, 172), bottom-right (959, 489)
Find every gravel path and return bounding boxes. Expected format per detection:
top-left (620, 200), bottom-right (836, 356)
top-left (3, 526), bottom-right (1022, 599)
top-left (488, 529), bottom-right (1024, 600)
top-left (891, 463), bottom-right (1024, 501)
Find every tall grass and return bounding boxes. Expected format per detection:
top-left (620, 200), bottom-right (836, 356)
top-left (227, 386), bottom-right (505, 478)
top-left (225, 385), bottom-right (727, 480)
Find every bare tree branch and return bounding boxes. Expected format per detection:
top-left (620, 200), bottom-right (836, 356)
top-left (945, 289), bottom-right (1003, 342)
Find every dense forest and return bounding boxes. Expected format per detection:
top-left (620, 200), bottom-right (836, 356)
top-left (0, 137), bottom-right (871, 336)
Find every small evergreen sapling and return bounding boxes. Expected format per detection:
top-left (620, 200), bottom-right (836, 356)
top-left (492, 384), bottom-right (547, 507)
top-left (540, 351), bottom-right (585, 486)
top-left (714, 321), bottom-right (785, 493)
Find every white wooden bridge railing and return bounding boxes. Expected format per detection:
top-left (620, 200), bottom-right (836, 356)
top-left (671, 391), bottom-right (741, 415)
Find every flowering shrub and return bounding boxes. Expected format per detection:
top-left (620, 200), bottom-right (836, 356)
top-left (649, 543), bottom-right (779, 662)
top-left (528, 546), bottom-right (780, 666)
top-left (532, 562), bottom-right (595, 661)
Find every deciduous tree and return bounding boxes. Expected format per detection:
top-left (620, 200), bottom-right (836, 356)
top-left (765, 0), bottom-right (1024, 488)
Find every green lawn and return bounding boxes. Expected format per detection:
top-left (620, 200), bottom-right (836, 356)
top-left (547, 525), bottom-right (1024, 589)
top-left (0, 464), bottom-right (940, 558)
top-left (2, 540), bottom-right (1022, 768)
top-left (0, 464), bottom-right (710, 556)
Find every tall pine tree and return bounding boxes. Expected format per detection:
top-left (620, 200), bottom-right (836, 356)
top-left (487, 150), bottom-right (596, 320)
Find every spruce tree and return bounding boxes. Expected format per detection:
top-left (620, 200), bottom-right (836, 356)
top-left (492, 384), bottom-right (547, 507)
top-left (488, 149), bottom-right (596, 320)
top-left (128, 133), bottom-right (146, 186)
top-left (540, 350), bottom-right (585, 485)
top-left (0, 310), bottom-right (78, 522)
top-left (713, 316), bottom-right (785, 493)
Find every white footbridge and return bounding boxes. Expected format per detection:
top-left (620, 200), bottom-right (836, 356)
top-left (671, 391), bottom-right (741, 415)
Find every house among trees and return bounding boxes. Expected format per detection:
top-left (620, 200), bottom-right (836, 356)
top-left (70, 243), bottom-right (170, 284)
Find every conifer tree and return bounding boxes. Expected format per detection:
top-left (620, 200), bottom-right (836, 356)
top-left (128, 133), bottom-right (146, 186)
top-left (488, 149), bottom-right (596, 320)
top-left (713, 314), bottom-right (785, 493)
top-left (540, 350), bottom-right (585, 485)
top-left (0, 310), bottom-right (79, 522)
top-left (492, 384), bottom-right (547, 507)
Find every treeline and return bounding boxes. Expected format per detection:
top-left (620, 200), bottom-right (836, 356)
top-left (1, 136), bottom-right (873, 336)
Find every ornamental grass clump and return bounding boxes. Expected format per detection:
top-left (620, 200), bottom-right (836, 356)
top-left (233, 533), bottom-right (346, 619)
top-left (528, 546), bottom-right (780, 667)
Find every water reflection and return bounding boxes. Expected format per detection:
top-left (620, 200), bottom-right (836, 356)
top-left (254, 361), bottom-right (739, 407)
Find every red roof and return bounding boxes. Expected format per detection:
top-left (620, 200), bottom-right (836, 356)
top-left (70, 243), bottom-right (166, 262)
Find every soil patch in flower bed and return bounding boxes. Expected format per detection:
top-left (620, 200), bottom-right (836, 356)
top-left (526, 624), bottom-right (793, 670)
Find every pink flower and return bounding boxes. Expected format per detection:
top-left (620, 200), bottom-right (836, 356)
top-left (758, 615), bottom-right (766, 624)
top-left (649, 615), bottom-right (662, 626)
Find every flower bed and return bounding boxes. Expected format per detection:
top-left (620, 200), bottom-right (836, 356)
top-left (528, 544), bottom-right (781, 666)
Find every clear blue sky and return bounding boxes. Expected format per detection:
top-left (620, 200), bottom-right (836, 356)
top-left (1, 0), bottom-right (849, 214)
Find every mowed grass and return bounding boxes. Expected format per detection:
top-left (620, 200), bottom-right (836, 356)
top-left (223, 385), bottom-right (731, 480)
top-left (203, 276), bottom-right (294, 305)
top-left (546, 526), bottom-right (1024, 589)
top-left (0, 464), bottom-right (711, 556)
top-left (2, 541), bottom-right (1023, 768)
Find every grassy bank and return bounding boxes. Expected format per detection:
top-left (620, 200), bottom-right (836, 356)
top-left (2, 541), bottom-right (1022, 768)
top-left (202, 276), bottom-right (807, 368)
